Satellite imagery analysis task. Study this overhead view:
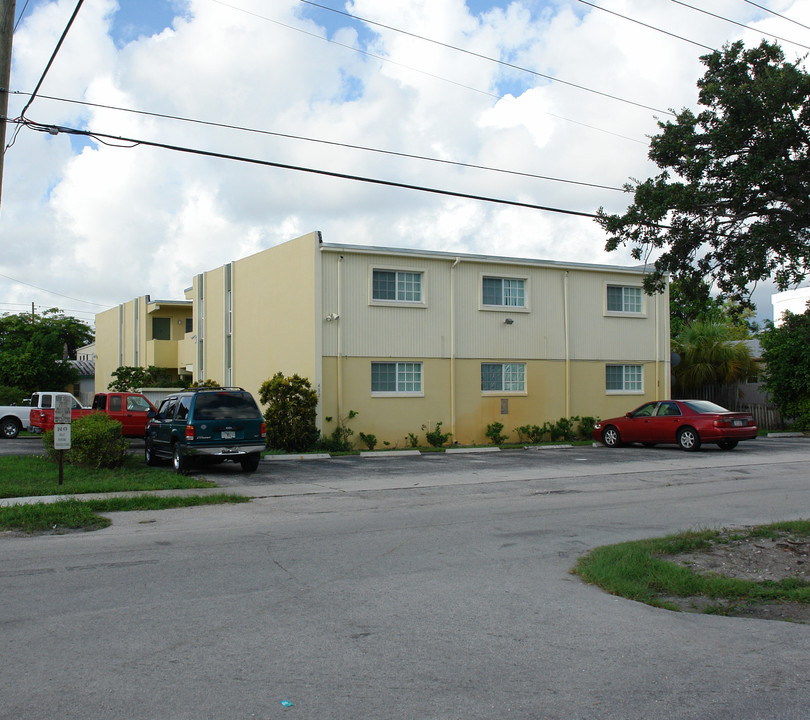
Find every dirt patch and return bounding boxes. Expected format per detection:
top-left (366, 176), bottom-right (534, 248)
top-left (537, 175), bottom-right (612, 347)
top-left (663, 531), bottom-right (810, 623)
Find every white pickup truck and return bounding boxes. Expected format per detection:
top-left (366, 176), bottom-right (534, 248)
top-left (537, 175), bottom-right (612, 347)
top-left (0, 391), bottom-right (84, 439)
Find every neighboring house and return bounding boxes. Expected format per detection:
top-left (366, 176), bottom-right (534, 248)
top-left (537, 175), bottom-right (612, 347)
top-left (95, 232), bottom-right (671, 446)
top-left (772, 287), bottom-right (810, 327)
top-left (66, 358), bottom-right (95, 406)
top-left (95, 296), bottom-right (194, 390)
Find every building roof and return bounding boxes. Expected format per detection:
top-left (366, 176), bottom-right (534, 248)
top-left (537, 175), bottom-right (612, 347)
top-left (319, 241), bottom-right (656, 276)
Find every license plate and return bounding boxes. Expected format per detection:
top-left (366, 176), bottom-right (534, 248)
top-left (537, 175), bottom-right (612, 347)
top-left (221, 430), bottom-right (236, 439)
top-left (732, 420), bottom-right (744, 427)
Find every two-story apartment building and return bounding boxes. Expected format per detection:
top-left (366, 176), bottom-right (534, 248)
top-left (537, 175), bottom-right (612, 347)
top-left (96, 231), bottom-right (670, 445)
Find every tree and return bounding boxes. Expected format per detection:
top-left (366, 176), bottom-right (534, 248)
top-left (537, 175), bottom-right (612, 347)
top-left (598, 41), bottom-right (810, 306)
top-left (108, 366), bottom-right (174, 391)
top-left (258, 372), bottom-right (319, 452)
top-left (673, 320), bottom-right (758, 392)
top-left (0, 309), bottom-right (93, 392)
top-left (760, 307), bottom-right (810, 430)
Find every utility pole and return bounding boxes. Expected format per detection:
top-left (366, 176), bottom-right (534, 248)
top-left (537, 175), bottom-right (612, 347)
top-left (0, 0), bottom-right (17, 214)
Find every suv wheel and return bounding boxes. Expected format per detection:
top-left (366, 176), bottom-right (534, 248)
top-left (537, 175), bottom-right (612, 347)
top-left (173, 444), bottom-right (190, 474)
top-left (240, 453), bottom-right (261, 473)
top-left (145, 440), bottom-right (159, 466)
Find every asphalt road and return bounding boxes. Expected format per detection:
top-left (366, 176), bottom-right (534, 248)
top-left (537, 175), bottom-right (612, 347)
top-left (2, 437), bottom-right (809, 719)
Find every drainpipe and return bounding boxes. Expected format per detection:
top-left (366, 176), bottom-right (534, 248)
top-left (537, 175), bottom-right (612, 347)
top-left (564, 271), bottom-right (570, 418)
top-left (450, 257), bottom-right (460, 440)
top-left (655, 291), bottom-right (661, 400)
top-left (337, 255), bottom-right (344, 423)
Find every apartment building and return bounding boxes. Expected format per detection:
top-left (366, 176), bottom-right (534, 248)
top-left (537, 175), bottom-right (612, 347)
top-left (96, 231), bottom-right (670, 445)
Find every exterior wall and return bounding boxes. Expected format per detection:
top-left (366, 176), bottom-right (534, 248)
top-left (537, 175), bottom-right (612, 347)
top-left (194, 232), bottom-right (321, 398)
top-left (96, 234), bottom-right (670, 446)
top-left (95, 298), bottom-right (192, 390)
top-left (318, 244), bottom-right (669, 445)
top-left (772, 287), bottom-right (810, 326)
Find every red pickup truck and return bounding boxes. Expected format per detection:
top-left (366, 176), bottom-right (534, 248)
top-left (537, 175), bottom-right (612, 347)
top-left (30, 392), bottom-right (157, 438)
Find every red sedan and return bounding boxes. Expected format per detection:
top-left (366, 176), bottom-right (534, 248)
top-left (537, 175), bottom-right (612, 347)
top-left (592, 400), bottom-right (758, 451)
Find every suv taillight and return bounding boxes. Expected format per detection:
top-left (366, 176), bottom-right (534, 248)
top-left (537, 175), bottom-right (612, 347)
top-left (185, 424), bottom-right (195, 440)
top-left (260, 422), bottom-right (266, 437)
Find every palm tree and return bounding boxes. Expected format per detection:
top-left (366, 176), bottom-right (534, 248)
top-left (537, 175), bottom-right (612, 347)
top-left (674, 321), bottom-right (759, 392)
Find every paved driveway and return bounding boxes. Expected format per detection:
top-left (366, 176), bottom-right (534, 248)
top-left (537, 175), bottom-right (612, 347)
top-left (2, 438), bottom-right (809, 719)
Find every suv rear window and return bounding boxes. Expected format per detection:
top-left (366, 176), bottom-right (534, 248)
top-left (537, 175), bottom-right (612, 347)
top-left (193, 392), bottom-right (261, 420)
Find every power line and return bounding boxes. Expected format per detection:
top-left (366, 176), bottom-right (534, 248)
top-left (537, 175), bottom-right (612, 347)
top-left (577, 0), bottom-right (714, 51)
top-left (671, 0), bottom-right (810, 51)
top-left (16, 92), bottom-right (630, 192)
top-left (216, 0), bottom-right (673, 116)
top-left (19, 118), bottom-right (607, 220)
top-left (741, 0), bottom-right (810, 33)
top-left (0, 270), bottom-right (111, 307)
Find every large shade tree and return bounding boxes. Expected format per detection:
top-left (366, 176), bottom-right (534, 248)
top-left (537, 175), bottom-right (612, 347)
top-left (0, 309), bottom-right (94, 393)
top-left (598, 41), bottom-right (810, 306)
top-left (760, 306), bottom-right (810, 430)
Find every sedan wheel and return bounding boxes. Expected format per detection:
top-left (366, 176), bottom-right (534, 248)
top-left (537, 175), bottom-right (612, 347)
top-left (718, 439), bottom-right (738, 451)
top-left (677, 427), bottom-right (701, 452)
top-left (601, 425), bottom-right (621, 448)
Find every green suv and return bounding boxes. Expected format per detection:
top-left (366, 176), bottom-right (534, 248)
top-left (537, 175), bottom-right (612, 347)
top-left (145, 387), bottom-right (265, 473)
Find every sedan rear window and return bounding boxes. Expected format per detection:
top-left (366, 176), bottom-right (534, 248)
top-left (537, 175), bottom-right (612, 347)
top-left (683, 400), bottom-right (730, 414)
top-left (193, 392), bottom-right (261, 420)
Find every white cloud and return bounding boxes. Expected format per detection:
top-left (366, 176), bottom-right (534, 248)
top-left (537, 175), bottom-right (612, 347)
top-left (2, 0), bottom-right (808, 325)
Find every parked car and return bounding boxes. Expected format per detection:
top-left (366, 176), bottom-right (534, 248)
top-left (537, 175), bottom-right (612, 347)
top-left (29, 391), bottom-right (156, 438)
top-left (145, 387), bottom-right (265, 473)
top-left (592, 400), bottom-right (757, 451)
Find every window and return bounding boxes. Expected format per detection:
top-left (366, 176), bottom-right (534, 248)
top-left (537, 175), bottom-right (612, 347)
top-left (606, 364), bottom-right (643, 392)
top-left (481, 363), bottom-right (526, 392)
top-left (372, 270), bottom-right (422, 303)
top-left (185, 317), bottom-right (193, 333)
top-left (371, 362), bottom-right (423, 394)
top-left (483, 277), bottom-right (525, 307)
top-left (606, 285), bottom-right (642, 314)
top-left (152, 317), bottom-right (171, 341)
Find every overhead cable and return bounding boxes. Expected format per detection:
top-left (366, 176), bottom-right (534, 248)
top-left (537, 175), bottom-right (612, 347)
top-left (671, 0), bottom-right (810, 51)
top-left (17, 92), bottom-right (629, 192)
top-left (577, 0), bottom-right (715, 51)
top-left (19, 119), bottom-right (606, 220)
top-left (216, 0), bottom-right (673, 116)
top-left (742, 0), bottom-right (810, 32)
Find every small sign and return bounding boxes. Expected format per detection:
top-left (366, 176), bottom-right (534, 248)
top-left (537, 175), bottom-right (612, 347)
top-left (54, 395), bottom-right (72, 424)
top-left (54, 423), bottom-right (71, 450)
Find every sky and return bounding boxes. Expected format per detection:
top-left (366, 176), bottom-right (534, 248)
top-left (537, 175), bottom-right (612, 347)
top-left (2, 0), bottom-right (810, 328)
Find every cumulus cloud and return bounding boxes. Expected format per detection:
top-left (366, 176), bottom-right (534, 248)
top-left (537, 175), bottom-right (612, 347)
top-left (1, 0), bottom-right (808, 324)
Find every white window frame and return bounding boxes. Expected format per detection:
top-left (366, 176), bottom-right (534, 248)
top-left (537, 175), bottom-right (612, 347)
top-left (480, 273), bottom-right (529, 312)
top-left (604, 283), bottom-right (645, 317)
top-left (371, 361), bottom-right (424, 396)
top-left (369, 267), bottom-right (426, 307)
top-left (605, 364), bottom-right (644, 394)
top-left (481, 362), bottom-right (527, 394)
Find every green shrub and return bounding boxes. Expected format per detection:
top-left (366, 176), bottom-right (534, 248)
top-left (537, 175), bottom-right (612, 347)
top-left (576, 416), bottom-right (599, 439)
top-left (425, 421), bottom-right (451, 447)
top-left (515, 424), bottom-right (545, 443)
top-left (318, 410), bottom-right (358, 452)
top-left (549, 417), bottom-right (575, 441)
top-left (259, 372), bottom-right (319, 452)
top-left (407, 432), bottom-right (419, 448)
top-left (358, 432), bottom-right (377, 450)
top-left (43, 413), bottom-right (128, 469)
top-left (485, 421), bottom-right (508, 445)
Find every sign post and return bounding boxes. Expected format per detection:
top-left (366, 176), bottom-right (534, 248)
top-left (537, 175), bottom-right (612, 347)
top-left (53, 396), bottom-right (72, 485)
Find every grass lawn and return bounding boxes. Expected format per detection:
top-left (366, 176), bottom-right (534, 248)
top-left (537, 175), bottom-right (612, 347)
top-left (0, 454), bottom-right (216, 499)
top-left (0, 454), bottom-right (247, 534)
top-left (574, 521), bottom-right (810, 613)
